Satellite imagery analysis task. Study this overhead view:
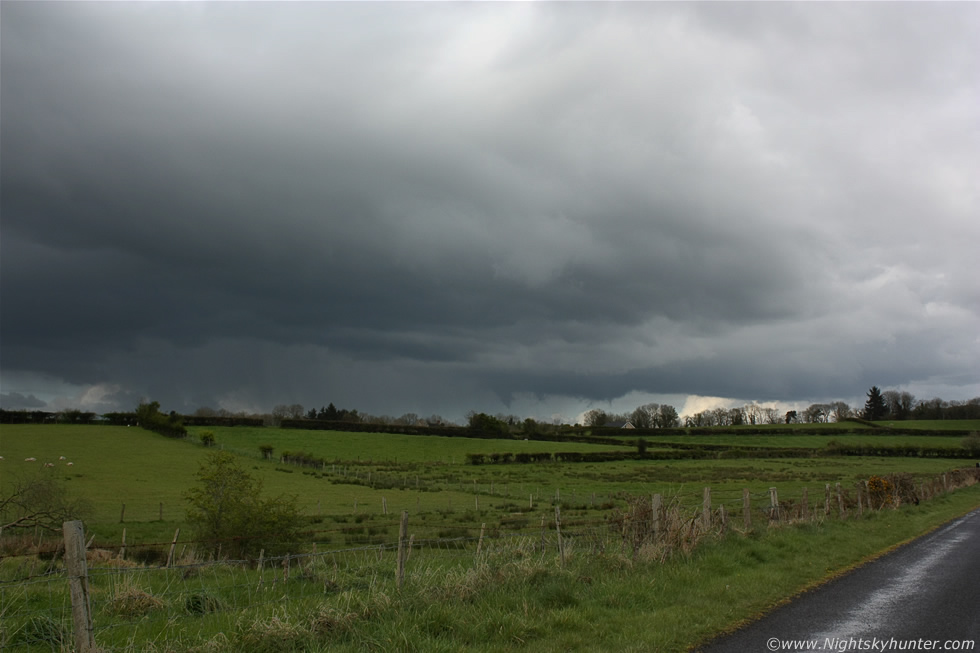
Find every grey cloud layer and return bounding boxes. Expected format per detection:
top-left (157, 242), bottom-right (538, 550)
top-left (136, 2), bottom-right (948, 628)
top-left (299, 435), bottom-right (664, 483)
top-left (2, 2), bottom-right (977, 417)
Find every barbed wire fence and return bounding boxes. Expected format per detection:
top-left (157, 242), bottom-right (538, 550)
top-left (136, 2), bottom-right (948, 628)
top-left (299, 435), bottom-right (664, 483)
top-left (2, 467), bottom-right (977, 652)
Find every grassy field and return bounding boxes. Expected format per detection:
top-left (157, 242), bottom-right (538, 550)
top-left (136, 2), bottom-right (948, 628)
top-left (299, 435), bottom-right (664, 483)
top-left (2, 423), bottom-right (978, 651)
top-left (1, 424), bottom-right (975, 546)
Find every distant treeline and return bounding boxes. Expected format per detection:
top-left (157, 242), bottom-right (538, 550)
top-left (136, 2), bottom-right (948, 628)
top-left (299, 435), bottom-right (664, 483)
top-left (1, 409), bottom-right (104, 424)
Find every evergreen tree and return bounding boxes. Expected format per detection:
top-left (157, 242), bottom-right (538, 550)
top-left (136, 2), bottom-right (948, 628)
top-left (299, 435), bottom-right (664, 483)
top-left (863, 386), bottom-right (887, 421)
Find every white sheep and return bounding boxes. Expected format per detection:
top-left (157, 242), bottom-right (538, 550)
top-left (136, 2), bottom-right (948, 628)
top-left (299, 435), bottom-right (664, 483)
top-left (25, 457), bottom-right (37, 462)
top-left (44, 462), bottom-right (55, 468)
top-left (59, 456), bottom-right (67, 460)
top-left (67, 462), bottom-right (74, 466)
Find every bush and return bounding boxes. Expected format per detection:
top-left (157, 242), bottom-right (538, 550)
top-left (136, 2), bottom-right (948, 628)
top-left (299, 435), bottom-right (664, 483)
top-left (199, 431), bottom-right (215, 447)
top-left (962, 432), bottom-right (980, 455)
top-left (866, 475), bottom-right (894, 510)
top-left (136, 400), bottom-right (187, 438)
top-left (185, 452), bottom-right (302, 558)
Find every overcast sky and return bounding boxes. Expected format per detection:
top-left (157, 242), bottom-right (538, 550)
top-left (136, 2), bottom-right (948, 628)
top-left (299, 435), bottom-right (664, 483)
top-left (2, 2), bottom-right (978, 423)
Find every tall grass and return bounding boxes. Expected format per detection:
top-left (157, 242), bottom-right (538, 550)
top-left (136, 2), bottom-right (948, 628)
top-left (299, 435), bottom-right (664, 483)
top-left (11, 484), bottom-right (969, 653)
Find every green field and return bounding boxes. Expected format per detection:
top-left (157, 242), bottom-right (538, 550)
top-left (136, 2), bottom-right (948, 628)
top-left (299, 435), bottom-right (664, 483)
top-left (1, 424), bottom-right (976, 545)
top-left (2, 424), bottom-right (978, 652)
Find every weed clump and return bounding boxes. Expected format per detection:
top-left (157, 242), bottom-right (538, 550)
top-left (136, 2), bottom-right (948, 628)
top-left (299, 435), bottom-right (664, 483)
top-left (185, 591), bottom-right (223, 615)
top-left (105, 583), bottom-right (165, 618)
top-left (12, 615), bottom-right (68, 648)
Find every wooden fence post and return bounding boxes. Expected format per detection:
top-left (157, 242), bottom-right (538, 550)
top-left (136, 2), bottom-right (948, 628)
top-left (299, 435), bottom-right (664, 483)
top-left (742, 489), bottom-right (751, 530)
top-left (396, 511), bottom-right (408, 590)
top-left (702, 487), bottom-right (712, 532)
top-left (382, 497), bottom-right (388, 515)
top-left (825, 484), bottom-right (831, 515)
top-left (801, 488), bottom-right (809, 521)
top-left (256, 549), bottom-right (265, 591)
top-left (167, 528), bottom-right (180, 567)
top-left (555, 505), bottom-right (565, 568)
top-left (64, 521), bottom-right (95, 653)
top-left (539, 514), bottom-right (547, 553)
top-left (836, 483), bottom-right (845, 518)
top-left (652, 494), bottom-right (662, 540)
top-left (769, 487), bottom-right (779, 523)
top-left (120, 528), bottom-right (126, 560)
top-left (718, 504), bottom-right (727, 534)
top-left (476, 523), bottom-right (486, 559)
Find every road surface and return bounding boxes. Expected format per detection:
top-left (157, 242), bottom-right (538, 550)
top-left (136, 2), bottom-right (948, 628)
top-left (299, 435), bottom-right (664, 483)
top-left (696, 508), bottom-right (980, 652)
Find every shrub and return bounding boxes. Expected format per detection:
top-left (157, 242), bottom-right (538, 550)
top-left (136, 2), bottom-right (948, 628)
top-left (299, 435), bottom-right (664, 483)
top-left (866, 475), bottom-right (894, 510)
top-left (185, 452), bottom-right (302, 558)
top-left (136, 400), bottom-right (187, 438)
top-left (962, 432), bottom-right (980, 455)
top-left (199, 431), bottom-right (216, 447)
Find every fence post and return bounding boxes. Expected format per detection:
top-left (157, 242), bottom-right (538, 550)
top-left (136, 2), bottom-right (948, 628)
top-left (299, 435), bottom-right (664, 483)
top-left (476, 523), bottom-right (486, 559)
top-left (718, 503), bottom-right (727, 534)
top-left (652, 494), bottom-right (662, 541)
top-left (257, 549), bottom-right (265, 591)
top-left (539, 514), bottom-right (547, 553)
top-left (742, 489), bottom-right (751, 530)
top-left (382, 497), bottom-right (388, 515)
top-left (702, 487), bottom-right (712, 532)
top-left (64, 521), bottom-right (95, 653)
top-left (396, 511), bottom-right (408, 590)
top-left (555, 505), bottom-right (565, 568)
top-left (120, 528), bottom-right (126, 560)
top-left (801, 488), bottom-right (809, 521)
top-left (836, 483), bottom-right (845, 518)
top-left (825, 484), bottom-right (831, 515)
top-left (167, 528), bottom-right (180, 568)
top-left (856, 483), bottom-right (863, 515)
top-left (769, 487), bottom-right (779, 523)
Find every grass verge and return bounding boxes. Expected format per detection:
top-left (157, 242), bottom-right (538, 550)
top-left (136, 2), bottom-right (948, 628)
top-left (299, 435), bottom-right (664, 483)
top-left (25, 484), bottom-right (972, 653)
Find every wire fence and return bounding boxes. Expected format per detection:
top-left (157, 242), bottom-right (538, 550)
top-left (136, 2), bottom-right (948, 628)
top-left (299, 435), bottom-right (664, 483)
top-left (2, 467), bottom-right (977, 652)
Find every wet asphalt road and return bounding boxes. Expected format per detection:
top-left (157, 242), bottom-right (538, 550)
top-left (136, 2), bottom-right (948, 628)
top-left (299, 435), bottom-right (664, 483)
top-left (696, 508), bottom-right (980, 653)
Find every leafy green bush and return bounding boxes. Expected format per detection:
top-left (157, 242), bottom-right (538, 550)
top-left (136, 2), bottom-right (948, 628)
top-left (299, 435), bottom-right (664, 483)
top-left (185, 452), bottom-right (302, 558)
top-left (136, 400), bottom-right (187, 438)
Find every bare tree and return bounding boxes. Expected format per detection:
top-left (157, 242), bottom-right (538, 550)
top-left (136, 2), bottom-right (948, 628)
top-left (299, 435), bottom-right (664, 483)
top-left (1, 471), bottom-right (89, 533)
top-left (830, 401), bottom-right (852, 422)
top-left (630, 404), bottom-right (658, 429)
top-left (583, 409), bottom-right (609, 427)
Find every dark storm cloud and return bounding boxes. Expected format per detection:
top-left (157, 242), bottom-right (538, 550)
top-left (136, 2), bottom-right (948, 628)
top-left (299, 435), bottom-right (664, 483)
top-left (2, 2), bottom-right (978, 420)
